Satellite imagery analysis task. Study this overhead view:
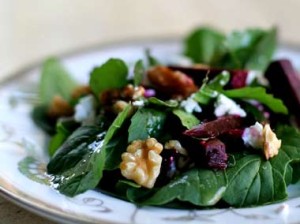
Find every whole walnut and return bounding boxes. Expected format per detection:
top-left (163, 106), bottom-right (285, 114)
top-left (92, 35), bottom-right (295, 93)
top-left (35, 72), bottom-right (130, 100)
top-left (147, 66), bottom-right (198, 98)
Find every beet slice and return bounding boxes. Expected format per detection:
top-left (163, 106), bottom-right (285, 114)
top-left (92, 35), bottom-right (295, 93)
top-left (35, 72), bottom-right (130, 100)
top-left (168, 65), bottom-right (248, 88)
top-left (183, 115), bottom-right (244, 138)
top-left (265, 59), bottom-right (300, 123)
top-left (200, 138), bottom-right (228, 169)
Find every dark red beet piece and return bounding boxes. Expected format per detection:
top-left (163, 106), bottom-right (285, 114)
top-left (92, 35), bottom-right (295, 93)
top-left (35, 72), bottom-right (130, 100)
top-left (168, 65), bottom-right (248, 89)
top-left (265, 59), bottom-right (300, 125)
top-left (155, 149), bottom-right (179, 187)
top-left (200, 138), bottom-right (228, 169)
top-left (183, 115), bottom-right (244, 138)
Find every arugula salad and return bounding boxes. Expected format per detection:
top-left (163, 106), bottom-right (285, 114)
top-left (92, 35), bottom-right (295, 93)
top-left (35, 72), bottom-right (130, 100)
top-left (32, 27), bottom-right (300, 208)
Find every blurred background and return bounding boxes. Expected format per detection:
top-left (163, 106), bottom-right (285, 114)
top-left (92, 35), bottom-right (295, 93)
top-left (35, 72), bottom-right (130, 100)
top-left (0, 0), bottom-right (299, 223)
top-left (1, 0), bottom-right (300, 79)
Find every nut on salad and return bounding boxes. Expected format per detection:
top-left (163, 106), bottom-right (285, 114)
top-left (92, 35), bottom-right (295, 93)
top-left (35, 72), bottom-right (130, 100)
top-left (120, 138), bottom-right (163, 188)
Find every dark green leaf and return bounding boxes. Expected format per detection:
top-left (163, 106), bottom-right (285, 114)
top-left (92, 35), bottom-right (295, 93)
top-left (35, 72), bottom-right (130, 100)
top-left (40, 57), bottom-right (77, 104)
top-left (172, 109), bottom-right (200, 129)
top-left (222, 87), bottom-right (288, 114)
top-left (48, 118), bottom-right (79, 156)
top-left (48, 105), bottom-right (132, 196)
top-left (244, 28), bottom-right (277, 70)
top-left (89, 58), bottom-right (128, 96)
top-left (184, 27), bottom-right (225, 64)
top-left (223, 126), bottom-right (300, 207)
top-left (133, 60), bottom-right (145, 86)
top-left (128, 169), bottom-right (227, 206)
top-left (128, 108), bottom-right (167, 143)
top-left (31, 105), bottom-right (56, 135)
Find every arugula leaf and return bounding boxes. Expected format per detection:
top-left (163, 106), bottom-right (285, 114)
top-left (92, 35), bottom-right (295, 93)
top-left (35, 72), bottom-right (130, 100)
top-left (89, 58), bottom-right (128, 96)
top-left (172, 109), bottom-right (200, 129)
top-left (147, 97), bottom-right (178, 108)
top-left (128, 169), bottom-right (227, 206)
top-left (184, 27), bottom-right (225, 64)
top-left (193, 72), bottom-right (229, 105)
top-left (222, 87), bottom-right (288, 114)
top-left (48, 105), bottom-right (132, 196)
top-left (40, 57), bottom-right (77, 104)
top-left (133, 59), bottom-right (145, 86)
top-left (128, 108), bottom-right (167, 143)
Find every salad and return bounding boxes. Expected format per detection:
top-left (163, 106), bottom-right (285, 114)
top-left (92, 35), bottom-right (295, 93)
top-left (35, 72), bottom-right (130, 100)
top-left (32, 26), bottom-right (300, 208)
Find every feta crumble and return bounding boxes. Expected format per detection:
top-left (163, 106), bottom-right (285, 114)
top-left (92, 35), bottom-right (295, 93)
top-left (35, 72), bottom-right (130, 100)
top-left (132, 100), bottom-right (145, 107)
top-left (242, 122), bottom-right (264, 149)
top-left (180, 94), bottom-right (202, 113)
top-left (246, 70), bottom-right (269, 86)
top-left (74, 95), bottom-right (96, 124)
top-left (214, 94), bottom-right (246, 117)
top-left (242, 122), bottom-right (281, 160)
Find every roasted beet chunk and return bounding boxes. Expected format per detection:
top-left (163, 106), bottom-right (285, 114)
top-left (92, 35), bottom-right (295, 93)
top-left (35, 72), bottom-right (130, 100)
top-left (156, 149), bottom-right (178, 186)
top-left (265, 59), bottom-right (300, 125)
top-left (184, 115), bottom-right (244, 138)
top-left (200, 138), bottom-right (228, 169)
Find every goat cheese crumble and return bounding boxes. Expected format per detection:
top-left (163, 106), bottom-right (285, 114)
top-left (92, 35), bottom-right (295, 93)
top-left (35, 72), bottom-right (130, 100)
top-left (214, 94), bottom-right (246, 117)
top-left (180, 94), bottom-right (202, 113)
top-left (74, 95), bottom-right (96, 124)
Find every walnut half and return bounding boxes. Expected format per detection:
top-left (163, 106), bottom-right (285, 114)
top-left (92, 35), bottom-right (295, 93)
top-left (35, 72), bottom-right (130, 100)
top-left (120, 138), bottom-right (163, 188)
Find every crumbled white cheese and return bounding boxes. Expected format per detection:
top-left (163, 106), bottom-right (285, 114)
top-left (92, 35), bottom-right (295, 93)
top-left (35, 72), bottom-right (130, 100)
top-left (132, 100), bottom-right (145, 107)
top-left (246, 70), bottom-right (269, 86)
top-left (74, 95), bottom-right (96, 124)
top-left (181, 94), bottom-right (202, 113)
top-left (242, 122), bottom-right (264, 149)
top-left (214, 94), bottom-right (246, 117)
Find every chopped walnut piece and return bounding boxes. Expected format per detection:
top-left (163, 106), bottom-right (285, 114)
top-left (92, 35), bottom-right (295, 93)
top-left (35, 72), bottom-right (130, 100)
top-left (242, 122), bottom-right (282, 160)
top-left (48, 95), bottom-right (73, 118)
top-left (121, 84), bottom-right (145, 100)
top-left (120, 138), bottom-right (163, 188)
top-left (147, 66), bottom-right (197, 98)
top-left (71, 85), bottom-right (91, 99)
top-left (263, 124), bottom-right (282, 160)
top-left (112, 100), bottom-right (129, 114)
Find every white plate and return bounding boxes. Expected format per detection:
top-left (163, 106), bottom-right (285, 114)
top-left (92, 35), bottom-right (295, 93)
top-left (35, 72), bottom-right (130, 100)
top-left (1, 39), bottom-right (300, 224)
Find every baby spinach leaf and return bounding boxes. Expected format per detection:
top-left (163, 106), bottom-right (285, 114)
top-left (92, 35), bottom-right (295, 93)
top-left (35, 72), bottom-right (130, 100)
top-left (31, 105), bottom-right (56, 135)
top-left (48, 118), bottom-right (79, 156)
top-left (128, 108), bottom-right (167, 143)
top-left (172, 109), bottom-right (200, 129)
top-left (128, 169), bottom-right (227, 206)
top-left (104, 126), bottom-right (128, 170)
top-left (184, 27), bottom-right (276, 71)
top-left (133, 59), bottom-right (145, 86)
top-left (184, 27), bottom-right (225, 64)
top-left (223, 126), bottom-right (300, 207)
top-left (48, 105), bottom-right (132, 196)
top-left (40, 57), bottom-right (77, 104)
top-left (244, 28), bottom-right (277, 70)
top-left (147, 97), bottom-right (178, 108)
top-left (222, 87), bottom-right (288, 114)
top-left (223, 154), bottom-right (287, 207)
top-left (89, 58), bottom-right (128, 96)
